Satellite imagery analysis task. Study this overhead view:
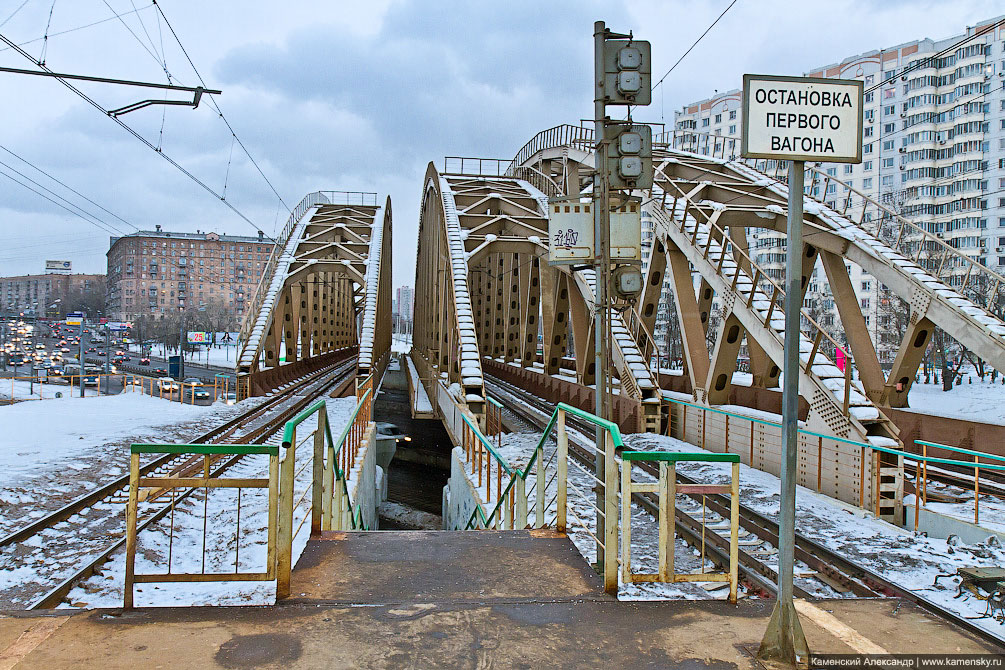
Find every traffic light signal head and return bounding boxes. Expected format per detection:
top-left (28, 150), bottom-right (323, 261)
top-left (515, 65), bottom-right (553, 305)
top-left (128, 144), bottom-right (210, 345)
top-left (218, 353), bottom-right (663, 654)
top-left (603, 39), bottom-right (651, 106)
top-left (605, 124), bottom-right (653, 190)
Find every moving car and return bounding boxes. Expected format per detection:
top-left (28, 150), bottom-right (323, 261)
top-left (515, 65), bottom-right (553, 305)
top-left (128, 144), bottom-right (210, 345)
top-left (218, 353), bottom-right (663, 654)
top-left (182, 377), bottom-right (204, 387)
top-left (190, 388), bottom-right (211, 401)
top-left (153, 367), bottom-right (168, 375)
top-left (138, 357), bottom-right (151, 365)
top-left (157, 377), bottom-right (179, 393)
top-left (220, 392), bottom-right (237, 405)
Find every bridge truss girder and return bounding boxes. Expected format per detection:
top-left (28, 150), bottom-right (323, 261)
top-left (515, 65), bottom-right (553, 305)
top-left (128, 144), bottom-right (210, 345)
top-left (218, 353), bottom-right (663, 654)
top-left (412, 162), bottom-right (661, 432)
top-left (236, 197), bottom-right (392, 396)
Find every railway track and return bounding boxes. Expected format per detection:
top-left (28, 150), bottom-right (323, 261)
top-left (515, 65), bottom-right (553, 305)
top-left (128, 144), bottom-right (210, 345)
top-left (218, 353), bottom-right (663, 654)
top-left (1, 359), bottom-right (357, 610)
top-left (484, 375), bottom-right (1005, 649)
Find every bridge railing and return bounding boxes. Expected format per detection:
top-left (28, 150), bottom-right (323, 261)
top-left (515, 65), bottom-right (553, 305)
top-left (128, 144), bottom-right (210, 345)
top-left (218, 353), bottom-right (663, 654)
top-left (620, 451), bottom-right (739, 602)
top-left (911, 439), bottom-right (1005, 528)
top-left (507, 123), bottom-right (594, 173)
top-left (800, 167), bottom-right (1005, 312)
top-left (123, 390), bottom-right (374, 607)
top-left (442, 156), bottom-right (512, 177)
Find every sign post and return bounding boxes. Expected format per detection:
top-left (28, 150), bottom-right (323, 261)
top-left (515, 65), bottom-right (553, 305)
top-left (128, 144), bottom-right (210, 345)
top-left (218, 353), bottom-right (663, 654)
top-left (742, 74), bottom-right (862, 670)
top-left (66, 312), bottom-right (86, 398)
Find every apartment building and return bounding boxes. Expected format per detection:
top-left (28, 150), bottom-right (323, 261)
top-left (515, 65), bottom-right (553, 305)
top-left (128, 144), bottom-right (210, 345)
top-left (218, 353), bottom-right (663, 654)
top-left (395, 285), bottom-right (414, 330)
top-left (105, 226), bottom-right (276, 321)
top-left (0, 272), bottom-right (104, 315)
top-left (669, 16), bottom-right (1005, 364)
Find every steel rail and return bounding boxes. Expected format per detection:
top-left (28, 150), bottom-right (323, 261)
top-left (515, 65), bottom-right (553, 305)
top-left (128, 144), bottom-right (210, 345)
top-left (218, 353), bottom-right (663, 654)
top-left (485, 375), bottom-right (1005, 649)
top-left (27, 362), bottom-right (357, 610)
top-left (0, 359), bottom-right (351, 550)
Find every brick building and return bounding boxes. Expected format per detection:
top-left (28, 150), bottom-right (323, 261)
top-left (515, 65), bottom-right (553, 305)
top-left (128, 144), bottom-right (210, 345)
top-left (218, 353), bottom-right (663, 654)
top-left (0, 273), bottom-right (104, 316)
top-left (105, 226), bottom-right (275, 321)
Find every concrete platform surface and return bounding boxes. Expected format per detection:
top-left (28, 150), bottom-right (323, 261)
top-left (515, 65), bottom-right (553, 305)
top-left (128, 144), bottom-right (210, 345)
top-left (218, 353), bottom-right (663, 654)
top-left (1, 530), bottom-right (1001, 668)
top-left (289, 529), bottom-right (607, 603)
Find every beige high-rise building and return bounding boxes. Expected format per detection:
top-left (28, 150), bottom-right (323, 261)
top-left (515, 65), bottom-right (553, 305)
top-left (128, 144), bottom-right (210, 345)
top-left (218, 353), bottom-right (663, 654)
top-left (105, 226), bottom-right (276, 321)
top-left (670, 16), bottom-right (1005, 364)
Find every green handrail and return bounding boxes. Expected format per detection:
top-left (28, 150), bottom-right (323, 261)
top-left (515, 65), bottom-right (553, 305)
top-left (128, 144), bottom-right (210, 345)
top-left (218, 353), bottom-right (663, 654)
top-left (131, 443), bottom-right (277, 455)
top-left (663, 394), bottom-right (1005, 474)
top-left (464, 401), bottom-right (625, 530)
top-left (914, 439), bottom-right (1005, 465)
top-left (458, 402), bottom-right (515, 476)
top-left (622, 451), bottom-right (739, 463)
top-left (278, 389), bottom-right (374, 530)
top-left (870, 443), bottom-right (1005, 473)
top-left (662, 394), bottom-right (873, 450)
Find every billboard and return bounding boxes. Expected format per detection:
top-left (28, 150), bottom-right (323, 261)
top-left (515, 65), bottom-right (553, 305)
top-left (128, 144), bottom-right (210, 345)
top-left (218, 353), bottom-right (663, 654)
top-left (187, 331), bottom-right (210, 344)
top-left (45, 260), bottom-right (72, 274)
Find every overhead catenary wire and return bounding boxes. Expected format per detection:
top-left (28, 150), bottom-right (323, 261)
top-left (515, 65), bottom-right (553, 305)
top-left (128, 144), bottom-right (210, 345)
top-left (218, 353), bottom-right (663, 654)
top-left (0, 165), bottom-right (123, 237)
top-left (0, 143), bottom-right (139, 232)
top-left (151, 1), bottom-right (290, 213)
top-left (0, 31), bottom-right (268, 236)
top-left (0, 0), bottom-right (31, 30)
top-left (0, 4), bottom-right (153, 52)
top-left (651, 0), bottom-right (739, 95)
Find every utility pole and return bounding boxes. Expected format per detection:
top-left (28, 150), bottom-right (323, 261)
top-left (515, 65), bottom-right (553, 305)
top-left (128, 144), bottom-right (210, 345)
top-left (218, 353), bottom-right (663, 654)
top-left (592, 21), bottom-right (651, 595)
top-left (179, 309), bottom-right (186, 380)
top-left (78, 318), bottom-right (85, 398)
top-left (592, 19), bottom-right (609, 580)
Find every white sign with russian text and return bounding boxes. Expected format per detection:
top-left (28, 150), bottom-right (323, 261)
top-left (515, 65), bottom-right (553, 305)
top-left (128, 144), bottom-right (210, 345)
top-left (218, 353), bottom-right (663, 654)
top-left (741, 74), bottom-right (863, 163)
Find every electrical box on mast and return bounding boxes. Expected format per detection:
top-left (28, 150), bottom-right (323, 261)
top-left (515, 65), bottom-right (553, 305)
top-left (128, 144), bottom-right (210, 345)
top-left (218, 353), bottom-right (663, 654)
top-left (602, 40), bottom-right (652, 106)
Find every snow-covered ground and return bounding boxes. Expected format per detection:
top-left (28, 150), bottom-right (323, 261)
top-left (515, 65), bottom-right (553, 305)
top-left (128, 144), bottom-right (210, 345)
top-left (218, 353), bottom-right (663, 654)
top-left (391, 333), bottom-right (411, 354)
top-left (55, 397), bottom-right (358, 609)
top-left (127, 342), bottom-right (237, 369)
top-left (0, 376), bottom-right (107, 402)
top-left (0, 392), bottom-right (268, 608)
top-left (480, 386), bottom-right (1005, 640)
top-left (728, 369), bottom-right (1005, 426)
top-left (902, 378), bottom-right (1005, 424)
top-left (0, 392), bottom-right (245, 493)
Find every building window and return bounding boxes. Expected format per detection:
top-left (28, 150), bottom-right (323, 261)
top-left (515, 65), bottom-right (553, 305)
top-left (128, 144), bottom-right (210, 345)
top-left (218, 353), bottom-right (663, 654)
top-left (861, 298), bottom-right (870, 309)
top-left (864, 143), bottom-right (873, 154)
top-left (882, 157), bottom-right (894, 168)
top-left (728, 125), bottom-right (736, 134)
top-left (714, 113), bottom-right (721, 123)
top-left (861, 281), bottom-right (871, 291)
top-left (702, 118), bottom-right (709, 127)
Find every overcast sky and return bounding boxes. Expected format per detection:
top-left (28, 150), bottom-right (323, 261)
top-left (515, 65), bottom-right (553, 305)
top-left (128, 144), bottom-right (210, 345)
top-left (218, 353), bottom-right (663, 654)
top-left (0, 0), bottom-right (1001, 289)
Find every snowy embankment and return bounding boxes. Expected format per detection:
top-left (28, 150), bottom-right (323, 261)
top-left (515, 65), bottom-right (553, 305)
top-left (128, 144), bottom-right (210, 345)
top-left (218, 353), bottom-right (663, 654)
top-left (484, 384), bottom-right (1005, 640)
top-left (127, 342), bottom-right (237, 369)
top-left (0, 392), bottom-right (247, 495)
top-left (62, 397), bottom-right (358, 609)
top-left (0, 377), bottom-right (103, 402)
top-left (732, 369), bottom-right (1005, 426)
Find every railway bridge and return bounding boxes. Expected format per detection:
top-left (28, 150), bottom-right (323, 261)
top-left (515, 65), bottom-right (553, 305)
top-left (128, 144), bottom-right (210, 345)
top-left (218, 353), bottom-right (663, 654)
top-left (409, 124), bottom-right (1005, 522)
top-left (234, 191), bottom-right (393, 398)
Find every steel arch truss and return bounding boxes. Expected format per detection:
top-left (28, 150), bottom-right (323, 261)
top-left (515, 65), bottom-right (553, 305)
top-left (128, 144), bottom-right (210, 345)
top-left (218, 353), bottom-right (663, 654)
top-left (412, 162), bottom-right (661, 430)
top-left (236, 196), bottom-right (392, 396)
